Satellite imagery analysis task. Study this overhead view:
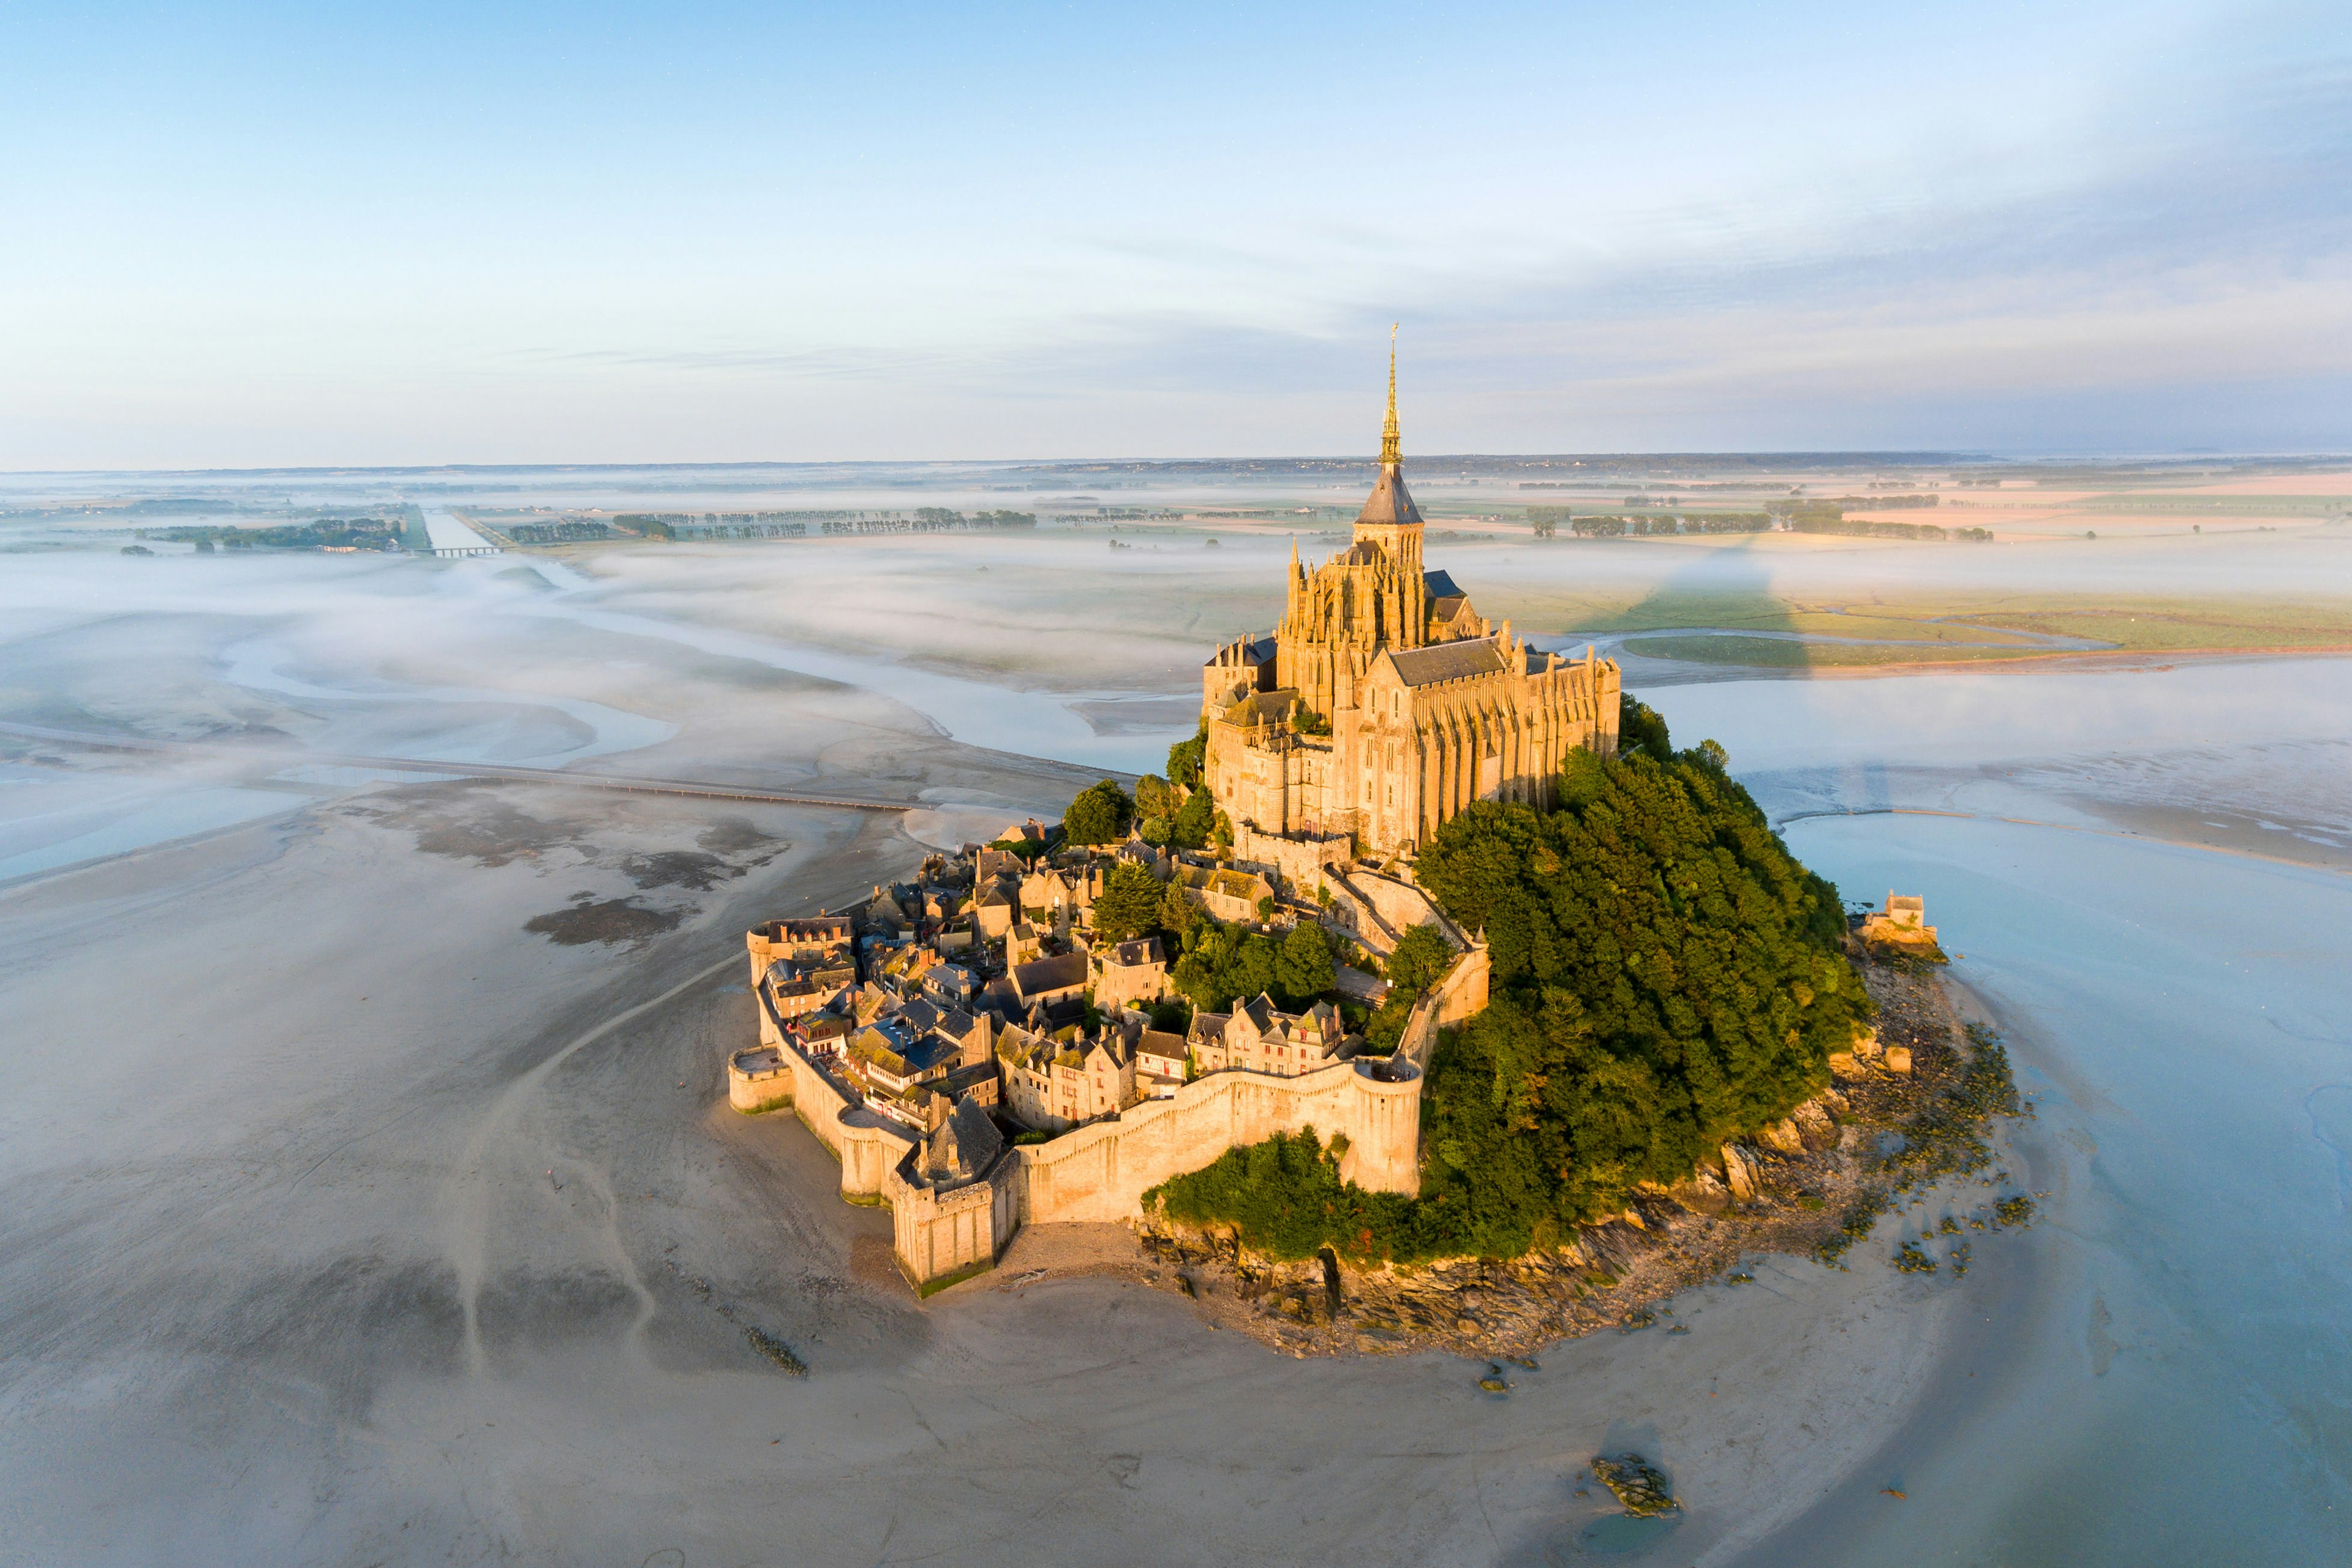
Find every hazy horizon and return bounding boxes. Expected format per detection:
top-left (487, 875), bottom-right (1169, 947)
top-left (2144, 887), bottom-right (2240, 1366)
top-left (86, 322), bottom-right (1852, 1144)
top-left (6, 445), bottom-right (2350, 483)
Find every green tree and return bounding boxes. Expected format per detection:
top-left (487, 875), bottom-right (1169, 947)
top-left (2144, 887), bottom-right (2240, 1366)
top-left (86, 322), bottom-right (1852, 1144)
top-left (1172, 922), bottom-right (1280, 1011)
top-left (1385, 922), bottom-right (1455, 993)
top-left (1410, 753), bottom-right (1869, 1229)
top-left (1092, 862), bottom-right (1163, 945)
top-left (1134, 774), bottom-right (1179, 820)
top-left (1169, 788), bottom-right (1215, 850)
top-left (1618, 694), bottom-right (1672, 761)
top-left (1149, 703), bottom-right (1872, 1261)
top-left (1063, 779), bottom-right (1133, 845)
top-left (1159, 877), bottom-right (1202, 946)
top-left (1274, 921), bottom-right (1335, 1009)
top-left (1167, 728), bottom-right (1207, 790)
top-left (1558, 746), bottom-right (1607, 812)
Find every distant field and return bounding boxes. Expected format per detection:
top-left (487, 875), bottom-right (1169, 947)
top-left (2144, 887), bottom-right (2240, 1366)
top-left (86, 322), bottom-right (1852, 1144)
top-left (1559, 590), bottom-right (2352, 669)
top-left (1946, 603), bottom-right (2352, 652)
top-left (1501, 590), bottom-right (2043, 646)
top-left (1620, 635), bottom-right (2048, 668)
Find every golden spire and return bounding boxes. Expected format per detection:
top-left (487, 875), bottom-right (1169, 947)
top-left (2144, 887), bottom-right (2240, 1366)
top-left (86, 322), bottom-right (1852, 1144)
top-left (1379, 323), bottom-right (1401, 467)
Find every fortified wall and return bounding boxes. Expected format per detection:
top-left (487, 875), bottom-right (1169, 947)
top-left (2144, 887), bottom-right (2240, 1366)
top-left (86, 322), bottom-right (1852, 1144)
top-left (730, 982), bottom-right (1425, 1290)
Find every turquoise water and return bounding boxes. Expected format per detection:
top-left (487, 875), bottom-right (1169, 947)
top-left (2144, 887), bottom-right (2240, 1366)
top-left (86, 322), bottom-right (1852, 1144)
top-left (1746, 813), bottom-right (2352, 1565)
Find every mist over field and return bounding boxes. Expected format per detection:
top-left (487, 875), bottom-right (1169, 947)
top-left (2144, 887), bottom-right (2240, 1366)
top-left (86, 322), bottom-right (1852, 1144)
top-left (1, 453), bottom-right (2348, 1564)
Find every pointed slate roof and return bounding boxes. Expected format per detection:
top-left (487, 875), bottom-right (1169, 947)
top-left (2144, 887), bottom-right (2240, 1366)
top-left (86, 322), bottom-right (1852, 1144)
top-left (1354, 464), bottom-right (1425, 529)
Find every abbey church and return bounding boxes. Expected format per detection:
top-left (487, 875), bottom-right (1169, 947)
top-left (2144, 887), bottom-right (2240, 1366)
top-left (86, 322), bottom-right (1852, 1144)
top-left (1201, 349), bottom-right (1621, 858)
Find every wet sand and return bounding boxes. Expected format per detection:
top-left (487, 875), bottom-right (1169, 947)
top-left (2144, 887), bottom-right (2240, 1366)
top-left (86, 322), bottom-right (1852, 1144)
top-left (0, 764), bottom-right (1995, 1566)
top-left (2, 538), bottom-right (2348, 1562)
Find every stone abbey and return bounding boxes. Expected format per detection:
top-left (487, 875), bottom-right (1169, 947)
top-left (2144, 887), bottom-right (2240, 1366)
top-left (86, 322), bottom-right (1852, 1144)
top-left (1202, 345), bottom-right (1622, 858)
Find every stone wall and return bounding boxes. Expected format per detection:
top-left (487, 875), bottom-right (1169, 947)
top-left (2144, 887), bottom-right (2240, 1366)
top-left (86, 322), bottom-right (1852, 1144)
top-left (1346, 867), bottom-right (1463, 946)
top-left (731, 951), bottom-right (1426, 1289)
top-left (1014, 1056), bottom-right (1422, 1225)
top-left (1231, 821), bottom-right (1351, 898)
top-left (732, 992), bottom-right (913, 1205)
top-left (891, 1158), bottom-right (1017, 1287)
top-left (1395, 940), bottom-right (1491, 1069)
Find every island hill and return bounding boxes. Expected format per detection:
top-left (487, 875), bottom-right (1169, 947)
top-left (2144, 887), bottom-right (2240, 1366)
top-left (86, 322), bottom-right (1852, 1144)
top-left (727, 362), bottom-right (1879, 1295)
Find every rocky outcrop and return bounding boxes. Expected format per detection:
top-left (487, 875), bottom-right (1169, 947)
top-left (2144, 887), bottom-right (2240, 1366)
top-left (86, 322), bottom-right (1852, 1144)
top-left (1591, 1453), bottom-right (1679, 1517)
top-left (1122, 952), bottom-right (2016, 1362)
top-left (1793, 1097), bottom-right (1840, 1150)
top-left (1720, 1142), bottom-right (1762, 1203)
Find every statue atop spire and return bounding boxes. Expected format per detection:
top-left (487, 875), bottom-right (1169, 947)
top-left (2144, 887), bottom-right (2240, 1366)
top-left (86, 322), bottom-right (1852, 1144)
top-left (1379, 323), bottom-right (1401, 467)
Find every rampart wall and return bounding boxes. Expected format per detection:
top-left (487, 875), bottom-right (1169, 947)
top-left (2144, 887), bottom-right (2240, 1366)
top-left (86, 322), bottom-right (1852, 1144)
top-left (1348, 868), bottom-right (1464, 947)
top-left (1231, 821), bottom-right (1349, 897)
top-left (1396, 940), bottom-right (1491, 1069)
top-left (732, 993), bottom-right (913, 1205)
top-left (729, 984), bottom-right (1423, 1289)
top-left (1014, 1056), bottom-right (1422, 1225)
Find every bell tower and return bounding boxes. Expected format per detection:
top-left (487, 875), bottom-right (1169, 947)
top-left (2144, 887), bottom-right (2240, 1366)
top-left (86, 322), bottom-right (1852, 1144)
top-left (1350, 325), bottom-right (1427, 638)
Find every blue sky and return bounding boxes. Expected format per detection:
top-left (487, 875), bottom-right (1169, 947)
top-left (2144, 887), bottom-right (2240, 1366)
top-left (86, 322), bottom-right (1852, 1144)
top-left (6, 1), bottom-right (2348, 466)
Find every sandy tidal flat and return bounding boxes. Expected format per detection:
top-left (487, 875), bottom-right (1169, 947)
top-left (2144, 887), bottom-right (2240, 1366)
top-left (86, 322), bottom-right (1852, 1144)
top-left (2, 519), bottom-right (2349, 1563)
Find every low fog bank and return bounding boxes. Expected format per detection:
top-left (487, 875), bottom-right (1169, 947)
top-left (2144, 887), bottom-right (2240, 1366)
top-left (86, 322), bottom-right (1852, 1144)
top-left (0, 546), bottom-right (1160, 881)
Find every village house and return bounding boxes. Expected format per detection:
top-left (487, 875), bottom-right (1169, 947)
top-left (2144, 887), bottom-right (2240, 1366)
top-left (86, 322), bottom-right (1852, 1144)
top-left (973, 882), bottom-right (1017, 939)
top-left (1113, 836), bottom-right (1174, 880)
top-left (849, 1017), bottom-right (965, 1128)
top-left (1172, 864), bottom-right (1279, 923)
top-left (762, 953), bottom-right (853, 1021)
top-left (795, 1011), bottom-right (852, 1058)
top-left (746, 916), bottom-right (855, 982)
top-left (922, 963), bottom-right (979, 1007)
top-left (907, 1060), bottom-right (1001, 1120)
top-left (1091, 935), bottom-right (1170, 1015)
top-left (996, 1020), bottom-right (1140, 1132)
top-left (1020, 863), bottom-right (1098, 926)
top-left (1009, 951), bottom-right (1089, 1014)
top-left (1134, 1025), bottom-right (1188, 1097)
top-left (1860, 892), bottom-right (1938, 946)
top-left (1188, 995), bottom-right (1353, 1078)
top-left (1005, 920), bottom-right (1046, 969)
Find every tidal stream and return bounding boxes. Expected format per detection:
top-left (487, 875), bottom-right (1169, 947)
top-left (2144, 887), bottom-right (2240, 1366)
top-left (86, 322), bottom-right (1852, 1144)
top-left (1742, 812), bottom-right (2352, 1565)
